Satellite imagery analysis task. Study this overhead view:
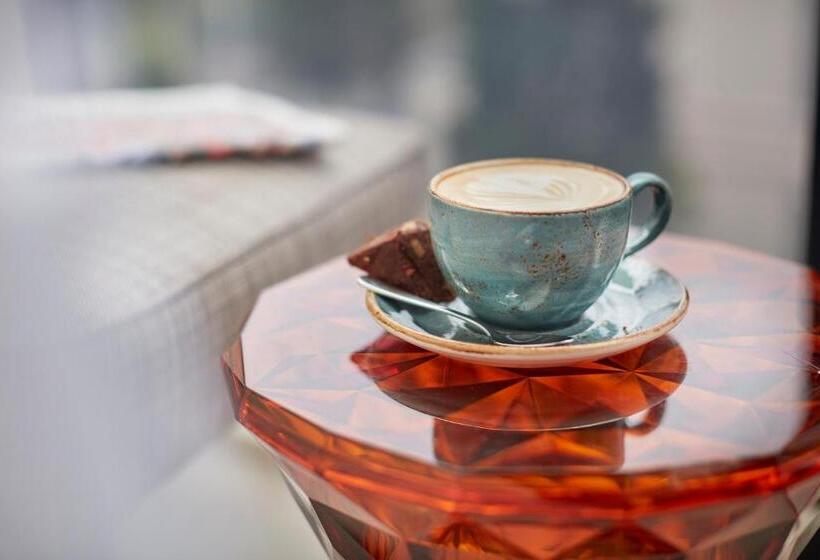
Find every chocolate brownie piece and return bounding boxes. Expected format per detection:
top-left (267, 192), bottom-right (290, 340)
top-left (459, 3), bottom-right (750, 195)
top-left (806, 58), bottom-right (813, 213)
top-left (348, 220), bottom-right (455, 302)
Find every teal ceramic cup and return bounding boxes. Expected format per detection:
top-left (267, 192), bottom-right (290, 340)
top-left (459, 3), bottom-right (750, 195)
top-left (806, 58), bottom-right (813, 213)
top-left (429, 158), bottom-right (671, 330)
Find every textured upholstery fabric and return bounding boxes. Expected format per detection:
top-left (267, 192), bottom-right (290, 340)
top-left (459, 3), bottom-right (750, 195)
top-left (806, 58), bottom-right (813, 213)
top-left (1, 111), bottom-right (427, 559)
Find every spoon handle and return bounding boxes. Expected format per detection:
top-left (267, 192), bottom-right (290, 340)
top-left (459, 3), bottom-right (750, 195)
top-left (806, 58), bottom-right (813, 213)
top-left (357, 277), bottom-right (492, 338)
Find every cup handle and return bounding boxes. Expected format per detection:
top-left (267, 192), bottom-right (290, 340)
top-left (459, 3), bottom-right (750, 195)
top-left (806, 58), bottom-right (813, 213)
top-left (624, 172), bottom-right (672, 258)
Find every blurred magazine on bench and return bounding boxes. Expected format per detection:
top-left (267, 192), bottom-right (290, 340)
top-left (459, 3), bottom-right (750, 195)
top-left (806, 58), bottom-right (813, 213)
top-left (1, 84), bottom-right (344, 169)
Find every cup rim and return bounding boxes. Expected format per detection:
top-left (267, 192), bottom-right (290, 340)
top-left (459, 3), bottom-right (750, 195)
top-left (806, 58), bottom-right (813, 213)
top-left (429, 158), bottom-right (631, 216)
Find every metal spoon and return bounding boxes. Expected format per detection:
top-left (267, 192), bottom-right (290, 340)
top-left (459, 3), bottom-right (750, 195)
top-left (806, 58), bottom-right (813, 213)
top-left (358, 276), bottom-right (573, 347)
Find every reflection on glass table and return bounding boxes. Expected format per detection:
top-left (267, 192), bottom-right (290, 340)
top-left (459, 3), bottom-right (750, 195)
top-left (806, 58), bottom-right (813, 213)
top-left (224, 235), bottom-right (820, 559)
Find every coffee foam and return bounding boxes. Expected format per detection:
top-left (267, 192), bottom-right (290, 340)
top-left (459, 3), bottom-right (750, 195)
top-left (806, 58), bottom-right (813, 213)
top-left (433, 161), bottom-right (627, 213)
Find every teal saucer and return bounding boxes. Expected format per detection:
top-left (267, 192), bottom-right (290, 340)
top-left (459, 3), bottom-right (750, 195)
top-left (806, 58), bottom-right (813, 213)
top-left (365, 258), bottom-right (688, 368)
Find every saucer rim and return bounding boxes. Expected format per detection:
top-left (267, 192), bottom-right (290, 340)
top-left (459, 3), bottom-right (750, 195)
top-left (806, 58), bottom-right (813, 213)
top-left (364, 265), bottom-right (689, 358)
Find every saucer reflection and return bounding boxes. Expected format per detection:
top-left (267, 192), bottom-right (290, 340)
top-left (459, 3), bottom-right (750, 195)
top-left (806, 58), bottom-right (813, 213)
top-left (350, 333), bottom-right (686, 431)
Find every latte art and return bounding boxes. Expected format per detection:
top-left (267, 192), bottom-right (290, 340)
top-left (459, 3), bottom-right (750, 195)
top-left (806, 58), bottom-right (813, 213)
top-left (433, 161), bottom-right (627, 213)
top-left (461, 175), bottom-right (587, 208)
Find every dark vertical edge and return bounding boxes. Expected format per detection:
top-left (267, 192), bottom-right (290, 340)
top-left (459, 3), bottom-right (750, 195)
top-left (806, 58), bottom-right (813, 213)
top-left (801, 20), bottom-right (820, 560)
top-left (809, 0), bottom-right (820, 270)
top-left (800, 9), bottom-right (820, 560)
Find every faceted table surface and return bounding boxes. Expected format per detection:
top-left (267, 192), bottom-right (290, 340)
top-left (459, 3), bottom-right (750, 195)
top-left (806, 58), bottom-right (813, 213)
top-left (223, 235), bottom-right (820, 559)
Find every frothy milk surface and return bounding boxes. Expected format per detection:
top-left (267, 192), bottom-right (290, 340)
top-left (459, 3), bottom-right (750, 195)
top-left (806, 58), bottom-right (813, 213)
top-left (433, 161), bottom-right (627, 213)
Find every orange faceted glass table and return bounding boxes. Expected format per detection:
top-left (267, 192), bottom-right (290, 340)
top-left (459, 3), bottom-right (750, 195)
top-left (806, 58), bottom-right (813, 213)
top-left (222, 235), bottom-right (820, 559)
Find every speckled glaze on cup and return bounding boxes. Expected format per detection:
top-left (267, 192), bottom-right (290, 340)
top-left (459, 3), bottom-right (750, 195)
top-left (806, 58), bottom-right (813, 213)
top-left (429, 158), bottom-right (671, 330)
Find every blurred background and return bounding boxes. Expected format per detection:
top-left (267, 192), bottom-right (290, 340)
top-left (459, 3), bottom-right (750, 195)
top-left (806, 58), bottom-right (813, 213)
top-left (1, 1), bottom-right (818, 559)
top-left (4, 0), bottom-right (816, 258)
